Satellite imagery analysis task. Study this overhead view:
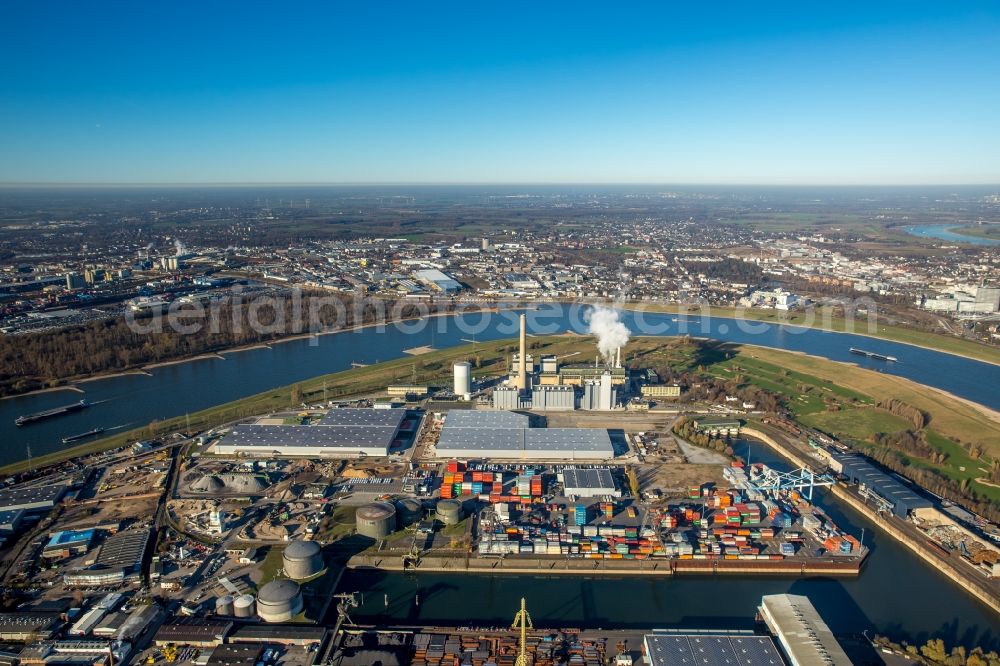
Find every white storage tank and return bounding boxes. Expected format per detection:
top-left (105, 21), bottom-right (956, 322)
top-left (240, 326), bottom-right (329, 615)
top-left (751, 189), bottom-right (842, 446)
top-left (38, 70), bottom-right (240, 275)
top-left (256, 579), bottom-right (303, 623)
top-left (282, 540), bottom-right (324, 580)
top-left (215, 595), bottom-right (234, 616)
top-left (356, 502), bottom-right (397, 540)
top-left (233, 594), bottom-right (255, 618)
top-left (453, 362), bottom-right (472, 397)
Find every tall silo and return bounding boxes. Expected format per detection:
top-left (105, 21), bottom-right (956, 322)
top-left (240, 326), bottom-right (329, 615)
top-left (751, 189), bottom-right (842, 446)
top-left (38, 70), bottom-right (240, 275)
top-left (453, 362), bottom-right (472, 397)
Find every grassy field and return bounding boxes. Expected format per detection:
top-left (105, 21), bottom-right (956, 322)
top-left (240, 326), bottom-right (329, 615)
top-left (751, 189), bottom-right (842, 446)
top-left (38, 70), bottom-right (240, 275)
top-left (799, 408), bottom-right (911, 440)
top-left (719, 344), bottom-right (1000, 500)
top-left (623, 303), bottom-right (1000, 366)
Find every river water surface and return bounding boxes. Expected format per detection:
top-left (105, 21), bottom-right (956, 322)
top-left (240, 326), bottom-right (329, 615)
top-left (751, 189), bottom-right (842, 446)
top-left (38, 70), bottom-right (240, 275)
top-left (4, 307), bottom-right (999, 466)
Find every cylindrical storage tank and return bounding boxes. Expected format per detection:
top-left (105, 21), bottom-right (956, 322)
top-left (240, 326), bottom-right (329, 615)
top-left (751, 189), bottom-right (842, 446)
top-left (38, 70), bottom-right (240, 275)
top-left (256, 579), bottom-right (303, 623)
top-left (436, 499), bottom-right (463, 525)
top-left (356, 502), bottom-right (396, 540)
top-left (453, 362), bottom-right (472, 397)
top-left (396, 498), bottom-right (423, 526)
top-left (215, 595), bottom-right (234, 616)
top-left (233, 594), bottom-right (255, 618)
top-left (282, 540), bottom-right (324, 580)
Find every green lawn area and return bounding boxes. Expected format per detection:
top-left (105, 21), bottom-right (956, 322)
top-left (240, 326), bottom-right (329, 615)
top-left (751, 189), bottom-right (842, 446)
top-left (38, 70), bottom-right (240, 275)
top-left (799, 407), bottom-right (910, 441)
top-left (707, 353), bottom-right (871, 418)
top-left (257, 546), bottom-right (284, 586)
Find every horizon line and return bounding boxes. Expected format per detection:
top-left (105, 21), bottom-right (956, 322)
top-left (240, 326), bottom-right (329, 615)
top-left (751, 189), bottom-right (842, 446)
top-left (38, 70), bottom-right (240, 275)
top-left (1, 180), bottom-right (1000, 188)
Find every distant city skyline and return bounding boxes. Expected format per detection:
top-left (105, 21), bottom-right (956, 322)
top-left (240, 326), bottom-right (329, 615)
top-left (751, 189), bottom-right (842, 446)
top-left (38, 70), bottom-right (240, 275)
top-left (2, 1), bottom-right (999, 185)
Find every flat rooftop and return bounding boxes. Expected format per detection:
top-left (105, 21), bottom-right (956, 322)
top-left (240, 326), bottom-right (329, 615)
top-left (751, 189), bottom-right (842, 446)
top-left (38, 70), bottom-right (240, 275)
top-left (562, 468), bottom-right (616, 490)
top-left (0, 484), bottom-right (67, 511)
top-left (760, 594), bottom-right (852, 666)
top-left (644, 634), bottom-right (784, 666)
top-left (443, 410), bottom-right (529, 429)
top-left (437, 410), bottom-right (613, 458)
top-left (218, 408), bottom-right (406, 452)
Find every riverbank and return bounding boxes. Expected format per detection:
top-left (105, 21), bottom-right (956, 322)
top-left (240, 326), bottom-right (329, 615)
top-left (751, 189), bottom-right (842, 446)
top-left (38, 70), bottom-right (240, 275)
top-left (621, 302), bottom-right (1000, 367)
top-left (4, 299), bottom-right (997, 401)
top-left (742, 426), bottom-right (1000, 617)
top-left (347, 552), bottom-right (864, 577)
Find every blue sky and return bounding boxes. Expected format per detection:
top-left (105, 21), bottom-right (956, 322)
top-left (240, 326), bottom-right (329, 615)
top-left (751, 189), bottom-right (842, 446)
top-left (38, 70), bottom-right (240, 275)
top-left (2, 2), bottom-right (999, 184)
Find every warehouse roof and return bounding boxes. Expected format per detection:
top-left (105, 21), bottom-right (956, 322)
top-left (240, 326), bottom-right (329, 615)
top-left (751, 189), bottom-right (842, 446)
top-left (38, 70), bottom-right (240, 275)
top-left (315, 408), bottom-right (406, 428)
top-left (218, 409), bottom-right (405, 453)
top-left (832, 453), bottom-right (932, 516)
top-left (437, 426), bottom-right (614, 458)
top-left (0, 484), bottom-right (67, 511)
top-left (155, 617), bottom-right (233, 645)
top-left (444, 410), bottom-right (529, 429)
top-left (644, 634), bottom-right (784, 666)
top-left (95, 528), bottom-right (150, 571)
top-left (221, 425), bottom-right (399, 448)
top-left (759, 594), bottom-right (852, 666)
top-left (562, 468), bottom-right (616, 491)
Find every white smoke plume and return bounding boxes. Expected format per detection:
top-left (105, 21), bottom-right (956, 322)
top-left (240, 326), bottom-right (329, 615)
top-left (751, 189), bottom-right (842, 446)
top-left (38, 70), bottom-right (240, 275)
top-left (584, 305), bottom-right (630, 366)
top-left (174, 239), bottom-right (187, 256)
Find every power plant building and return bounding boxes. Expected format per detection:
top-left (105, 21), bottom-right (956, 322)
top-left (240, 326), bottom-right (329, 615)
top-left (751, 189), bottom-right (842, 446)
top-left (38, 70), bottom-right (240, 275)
top-left (435, 410), bottom-right (614, 460)
top-left (580, 373), bottom-right (618, 411)
top-left (530, 385), bottom-right (576, 411)
top-left (215, 408), bottom-right (407, 458)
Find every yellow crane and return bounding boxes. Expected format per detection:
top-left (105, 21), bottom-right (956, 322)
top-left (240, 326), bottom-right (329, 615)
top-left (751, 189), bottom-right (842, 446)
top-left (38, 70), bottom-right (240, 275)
top-left (511, 597), bottom-right (533, 666)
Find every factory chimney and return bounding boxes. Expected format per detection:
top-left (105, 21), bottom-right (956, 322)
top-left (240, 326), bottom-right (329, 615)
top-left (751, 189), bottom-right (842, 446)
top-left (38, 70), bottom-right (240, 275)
top-left (517, 314), bottom-right (528, 391)
top-left (615, 346), bottom-right (621, 368)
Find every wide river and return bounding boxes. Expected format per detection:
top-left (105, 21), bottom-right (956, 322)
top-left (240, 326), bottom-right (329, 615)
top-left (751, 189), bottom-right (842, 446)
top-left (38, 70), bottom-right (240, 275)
top-left (335, 441), bottom-right (1000, 650)
top-left (4, 306), bottom-right (999, 647)
top-left (4, 306), bottom-right (998, 466)
top-left (904, 224), bottom-right (1000, 246)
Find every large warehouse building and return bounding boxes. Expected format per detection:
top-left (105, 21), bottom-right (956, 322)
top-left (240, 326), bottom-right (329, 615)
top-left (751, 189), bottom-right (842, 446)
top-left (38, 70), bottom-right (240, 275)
top-left (830, 453), bottom-right (932, 518)
top-left (435, 410), bottom-right (614, 460)
top-left (215, 409), bottom-right (407, 458)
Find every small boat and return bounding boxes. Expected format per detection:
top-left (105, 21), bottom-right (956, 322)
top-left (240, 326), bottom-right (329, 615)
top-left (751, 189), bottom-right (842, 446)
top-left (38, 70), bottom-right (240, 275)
top-left (849, 348), bottom-right (897, 362)
top-left (62, 427), bottom-right (105, 444)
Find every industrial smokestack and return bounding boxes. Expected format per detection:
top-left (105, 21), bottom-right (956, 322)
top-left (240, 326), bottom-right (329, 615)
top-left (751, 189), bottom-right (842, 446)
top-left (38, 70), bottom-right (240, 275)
top-left (517, 314), bottom-right (527, 391)
top-left (616, 346), bottom-right (621, 368)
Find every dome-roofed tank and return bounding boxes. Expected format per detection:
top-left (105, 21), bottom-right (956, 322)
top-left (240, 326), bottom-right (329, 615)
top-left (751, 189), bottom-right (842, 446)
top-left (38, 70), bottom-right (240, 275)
top-left (256, 579), bottom-right (303, 622)
top-left (233, 594), bottom-right (255, 618)
top-left (436, 499), bottom-right (463, 525)
top-left (396, 498), bottom-right (424, 526)
top-left (356, 502), bottom-right (396, 540)
top-left (282, 540), bottom-right (324, 580)
top-left (215, 595), bottom-right (234, 616)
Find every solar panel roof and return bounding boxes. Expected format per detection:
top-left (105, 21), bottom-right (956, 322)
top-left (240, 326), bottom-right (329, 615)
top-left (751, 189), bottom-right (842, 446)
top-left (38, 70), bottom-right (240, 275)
top-left (444, 410), bottom-right (529, 429)
top-left (221, 425), bottom-right (399, 448)
top-left (645, 635), bottom-right (783, 666)
top-left (563, 468), bottom-right (615, 490)
top-left (315, 408), bottom-right (406, 428)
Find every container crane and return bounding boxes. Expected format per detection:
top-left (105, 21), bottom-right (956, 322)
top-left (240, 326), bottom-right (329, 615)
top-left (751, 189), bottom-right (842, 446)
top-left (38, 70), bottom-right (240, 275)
top-left (511, 597), bottom-right (533, 666)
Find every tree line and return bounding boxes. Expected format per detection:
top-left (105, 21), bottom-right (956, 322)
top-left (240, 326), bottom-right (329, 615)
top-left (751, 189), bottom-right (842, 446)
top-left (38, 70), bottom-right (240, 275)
top-left (0, 293), bottom-right (454, 397)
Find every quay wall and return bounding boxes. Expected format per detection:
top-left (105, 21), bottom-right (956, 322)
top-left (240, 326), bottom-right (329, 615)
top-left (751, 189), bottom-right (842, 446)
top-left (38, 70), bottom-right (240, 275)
top-left (742, 427), bottom-right (1000, 616)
